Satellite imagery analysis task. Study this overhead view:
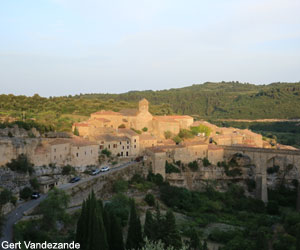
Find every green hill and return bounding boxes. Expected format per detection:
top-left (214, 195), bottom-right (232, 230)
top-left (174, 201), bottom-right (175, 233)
top-left (1, 81), bottom-right (300, 132)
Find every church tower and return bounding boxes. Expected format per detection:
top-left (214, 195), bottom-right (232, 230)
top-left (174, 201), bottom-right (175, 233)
top-left (139, 98), bottom-right (149, 113)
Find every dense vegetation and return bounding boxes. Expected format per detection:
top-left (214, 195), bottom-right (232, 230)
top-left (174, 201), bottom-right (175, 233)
top-left (12, 170), bottom-right (300, 250)
top-left (1, 82), bottom-right (300, 133)
top-left (159, 183), bottom-right (300, 250)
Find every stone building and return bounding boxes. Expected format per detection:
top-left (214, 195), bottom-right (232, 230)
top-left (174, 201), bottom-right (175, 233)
top-left (72, 98), bottom-right (193, 139)
top-left (0, 138), bottom-right (99, 171)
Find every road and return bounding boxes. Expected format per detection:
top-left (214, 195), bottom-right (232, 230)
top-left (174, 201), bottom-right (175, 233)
top-left (0, 161), bottom-right (135, 247)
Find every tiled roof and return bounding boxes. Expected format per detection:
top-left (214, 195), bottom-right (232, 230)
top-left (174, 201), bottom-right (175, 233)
top-left (119, 109), bottom-right (139, 116)
top-left (95, 134), bottom-right (129, 142)
top-left (73, 122), bottom-right (89, 127)
top-left (92, 110), bottom-right (121, 116)
top-left (92, 118), bottom-right (111, 123)
top-left (118, 128), bottom-right (138, 136)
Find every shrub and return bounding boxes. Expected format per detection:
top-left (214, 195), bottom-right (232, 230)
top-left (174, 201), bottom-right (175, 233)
top-left (267, 200), bottom-right (279, 215)
top-left (131, 128), bottom-right (142, 134)
top-left (101, 149), bottom-right (112, 157)
top-left (166, 161), bottom-right (181, 173)
top-left (245, 179), bottom-right (256, 192)
top-left (62, 165), bottom-right (75, 175)
top-left (172, 135), bottom-right (182, 144)
top-left (6, 154), bottom-right (34, 174)
top-left (142, 127), bottom-right (148, 132)
top-left (147, 172), bottom-right (164, 186)
top-left (73, 127), bottom-right (79, 136)
top-left (20, 187), bottom-right (33, 200)
top-left (190, 125), bottom-right (212, 137)
top-left (178, 129), bottom-right (194, 139)
top-left (267, 165), bottom-right (280, 174)
top-left (113, 179), bottom-right (128, 193)
top-left (164, 131), bottom-right (172, 139)
top-left (188, 161), bottom-right (198, 171)
top-left (202, 158), bottom-right (211, 167)
top-left (0, 189), bottom-right (12, 205)
top-left (30, 178), bottom-right (40, 190)
top-left (118, 124), bottom-right (126, 128)
top-left (130, 174), bottom-right (145, 184)
top-left (144, 193), bottom-right (155, 206)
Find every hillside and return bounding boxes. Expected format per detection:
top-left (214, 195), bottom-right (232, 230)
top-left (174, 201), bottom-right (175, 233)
top-left (1, 82), bottom-right (300, 132)
top-left (80, 81), bottom-right (300, 119)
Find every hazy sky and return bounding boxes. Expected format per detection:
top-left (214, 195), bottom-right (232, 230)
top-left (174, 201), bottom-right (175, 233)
top-left (0, 0), bottom-right (299, 97)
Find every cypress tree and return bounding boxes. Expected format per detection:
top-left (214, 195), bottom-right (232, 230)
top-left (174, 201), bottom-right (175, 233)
top-left (202, 240), bottom-right (208, 250)
top-left (144, 210), bottom-right (155, 241)
top-left (76, 200), bottom-right (86, 249)
top-left (163, 210), bottom-right (182, 249)
top-left (296, 224), bottom-right (300, 250)
top-left (190, 229), bottom-right (201, 250)
top-left (153, 203), bottom-right (163, 241)
top-left (126, 199), bottom-right (143, 250)
top-left (103, 208), bottom-right (111, 248)
top-left (75, 191), bottom-right (109, 250)
top-left (109, 212), bottom-right (124, 250)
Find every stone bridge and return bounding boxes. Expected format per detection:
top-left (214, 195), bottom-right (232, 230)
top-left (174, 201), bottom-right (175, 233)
top-left (222, 146), bottom-right (300, 208)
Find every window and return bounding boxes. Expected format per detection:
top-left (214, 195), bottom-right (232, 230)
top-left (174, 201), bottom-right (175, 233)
top-left (127, 146), bottom-right (129, 149)
top-left (120, 142), bottom-right (122, 145)
top-left (126, 152), bottom-right (129, 156)
top-left (121, 152), bottom-right (123, 156)
top-left (100, 145), bottom-right (104, 150)
top-left (134, 139), bottom-right (136, 142)
top-left (113, 144), bottom-right (117, 148)
top-left (54, 148), bottom-right (56, 152)
top-left (122, 146), bottom-right (124, 149)
top-left (76, 153), bottom-right (79, 157)
top-left (127, 141), bottom-right (129, 144)
top-left (77, 147), bottom-right (79, 150)
top-left (108, 144), bottom-right (110, 149)
top-left (101, 141), bottom-right (104, 144)
top-left (54, 156), bottom-right (56, 160)
top-left (85, 151), bottom-right (87, 155)
top-left (91, 150), bottom-right (93, 154)
top-left (60, 155), bottom-right (62, 158)
top-left (134, 145), bottom-right (136, 148)
top-left (65, 147), bottom-right (67, 151)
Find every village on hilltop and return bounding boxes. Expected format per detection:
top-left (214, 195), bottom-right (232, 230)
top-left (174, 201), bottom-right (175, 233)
top-left (0, 98), bottom-right (297, 188)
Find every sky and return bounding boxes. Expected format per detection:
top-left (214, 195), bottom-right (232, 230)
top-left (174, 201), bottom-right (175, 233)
top-left (0, 0), bottom-right (300, 97)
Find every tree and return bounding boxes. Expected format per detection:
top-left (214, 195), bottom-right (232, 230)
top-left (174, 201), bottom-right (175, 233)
top-left (144, 210), bottom-right (156, 241)
top-left (144, 194), bottom-right (155, 207)
top-left (164, 131), bottom-right (172, 139)
top-left (76, 191), bottom-right (108, 250)
top-left (40, 188), bottom-right (70, 229)
top-left (190, 229), bottom-right (201, 250)
top-left (6, 154), bottom-right (34, 174)
top-left (20, 187), bottom-right (33, 200)
top-left (73, 127), bottom-right (79, 136)
top-left (0, 189), bottom-right (12, 205)
top-left (296, 224), bottom-right (300, 250)
top-left (30, 178), bottom-right (40, 190)
top-left (126, 199), bottom-right (143, 250)
top-left (109, 212), bottom-right (124, 250)
top-left (163, 210), bottom-right (182, 249)
top-left (202, 241), bottom-right (208, 250)
top-left (0, 212), bottom-right (4, 238)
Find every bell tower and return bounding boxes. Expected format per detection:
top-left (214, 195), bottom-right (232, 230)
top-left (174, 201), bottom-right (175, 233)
top-left (139, 98), bottom-right (149, 113)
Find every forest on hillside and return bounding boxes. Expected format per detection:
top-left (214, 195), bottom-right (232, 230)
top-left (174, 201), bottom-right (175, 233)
top-left (1, 82), bottom-right (300, 132)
